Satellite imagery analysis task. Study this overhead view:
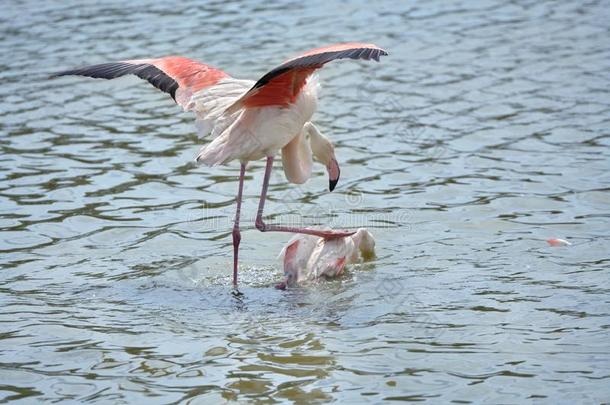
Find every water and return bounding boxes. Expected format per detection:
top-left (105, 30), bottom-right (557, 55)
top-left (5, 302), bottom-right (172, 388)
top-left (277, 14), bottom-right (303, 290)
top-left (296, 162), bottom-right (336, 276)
top-left (1, 0), bottom-right (609, 403)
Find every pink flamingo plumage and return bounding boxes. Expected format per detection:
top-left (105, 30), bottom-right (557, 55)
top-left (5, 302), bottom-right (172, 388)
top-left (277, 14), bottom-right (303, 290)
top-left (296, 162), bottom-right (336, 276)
top-left (52, 43), bottom-right (388, 286)
top-left (279, 228), bottom-right (376, 289)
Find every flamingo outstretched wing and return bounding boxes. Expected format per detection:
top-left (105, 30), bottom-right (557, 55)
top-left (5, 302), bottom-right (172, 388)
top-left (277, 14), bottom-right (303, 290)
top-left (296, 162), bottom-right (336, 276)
top-left (225, 43), bottom-right (388, 113)
top-left (52, 56), bottom-right (230, 108)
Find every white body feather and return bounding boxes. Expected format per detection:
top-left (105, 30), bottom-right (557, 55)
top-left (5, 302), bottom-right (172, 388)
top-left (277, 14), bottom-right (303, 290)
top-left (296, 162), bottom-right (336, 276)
top-left (192, 76), bottom-right (319, 166)
top-left (279, 228), bottom-right (375, 285)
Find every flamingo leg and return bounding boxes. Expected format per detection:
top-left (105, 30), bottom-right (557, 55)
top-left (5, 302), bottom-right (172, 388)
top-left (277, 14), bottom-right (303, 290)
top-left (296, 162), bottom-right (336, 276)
top-left (255, 156), bottom-right (355, 239)
top-left (232, 163), bottom-right (246, 286)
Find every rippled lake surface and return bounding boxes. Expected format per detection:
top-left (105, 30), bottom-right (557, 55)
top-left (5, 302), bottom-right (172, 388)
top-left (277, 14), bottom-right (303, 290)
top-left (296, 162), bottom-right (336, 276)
top-left (1, 0), bottom-right (609, 403)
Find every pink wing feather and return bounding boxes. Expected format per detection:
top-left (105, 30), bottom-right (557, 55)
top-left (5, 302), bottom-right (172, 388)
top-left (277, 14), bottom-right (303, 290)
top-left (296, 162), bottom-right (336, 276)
top-left (225, 42), bottom-right (388, 113)
top-left (53, 56), bottom-right (229, 108)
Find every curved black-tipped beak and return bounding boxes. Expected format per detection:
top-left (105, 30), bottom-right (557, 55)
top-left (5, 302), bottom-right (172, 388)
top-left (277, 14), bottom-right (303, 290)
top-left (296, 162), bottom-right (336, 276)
top-left (328, 159), bottom-right (340, 192)
top-left (329, 178), bottom-right (338, 192)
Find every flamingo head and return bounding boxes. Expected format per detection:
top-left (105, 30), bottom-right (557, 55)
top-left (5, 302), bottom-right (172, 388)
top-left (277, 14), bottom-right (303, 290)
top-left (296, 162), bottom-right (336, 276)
top-left (306, 123), bottom-right (341, 191)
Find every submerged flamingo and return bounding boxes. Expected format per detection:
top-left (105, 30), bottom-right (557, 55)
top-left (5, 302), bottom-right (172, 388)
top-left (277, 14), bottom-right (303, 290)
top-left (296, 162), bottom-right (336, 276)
top-left (278, 228), bottom-right (376, 289)
top-left (52, 43), bottom-right (388, 285)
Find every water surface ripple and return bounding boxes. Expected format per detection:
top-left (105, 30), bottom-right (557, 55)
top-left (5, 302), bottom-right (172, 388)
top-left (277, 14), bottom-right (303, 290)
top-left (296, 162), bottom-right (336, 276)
top-left (1, 0), bottom-right (609, 403)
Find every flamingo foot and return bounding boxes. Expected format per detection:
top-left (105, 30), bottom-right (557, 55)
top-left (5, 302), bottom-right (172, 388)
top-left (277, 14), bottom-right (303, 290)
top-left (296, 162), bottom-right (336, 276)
top-left (319, 229), bottom-right (357, 239)
top-left (255, 220), bottom-right (355, 240)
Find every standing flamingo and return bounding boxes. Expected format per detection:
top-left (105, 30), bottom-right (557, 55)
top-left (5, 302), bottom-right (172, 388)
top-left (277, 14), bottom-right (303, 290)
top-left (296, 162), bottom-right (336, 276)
top-left (52, 43), bottom-right (388, 286)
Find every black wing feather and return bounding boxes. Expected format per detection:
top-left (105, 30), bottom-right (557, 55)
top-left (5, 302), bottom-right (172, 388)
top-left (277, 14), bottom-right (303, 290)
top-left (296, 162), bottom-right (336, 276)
top-left (253, 46), bottom-right (388, 89)
top-left (52, 62), bottom-right (179, 100)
